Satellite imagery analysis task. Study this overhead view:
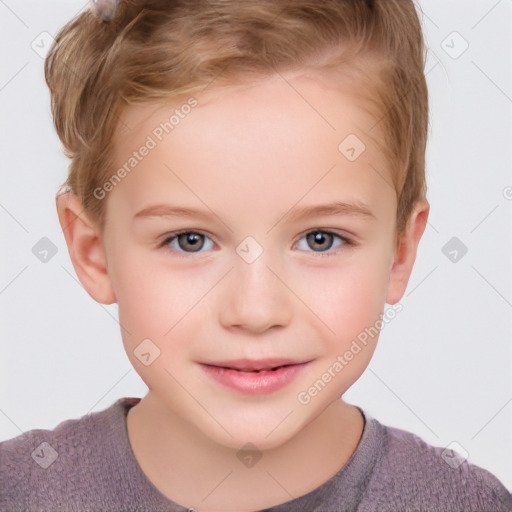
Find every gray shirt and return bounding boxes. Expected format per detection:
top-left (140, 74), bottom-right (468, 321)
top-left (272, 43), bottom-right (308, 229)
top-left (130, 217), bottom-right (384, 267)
top-left (1, 397), bottom-right (510, 511)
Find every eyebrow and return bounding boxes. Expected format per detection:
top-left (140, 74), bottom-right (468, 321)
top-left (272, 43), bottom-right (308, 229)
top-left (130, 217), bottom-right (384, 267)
top-left (133, 200), bottom-right (376, 223)
top-left (283, 200), bottom-right (376, 222)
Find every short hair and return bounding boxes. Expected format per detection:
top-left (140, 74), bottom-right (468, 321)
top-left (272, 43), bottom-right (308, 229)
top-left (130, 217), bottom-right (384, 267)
top-left (45, 0), bottom-right (429, 243)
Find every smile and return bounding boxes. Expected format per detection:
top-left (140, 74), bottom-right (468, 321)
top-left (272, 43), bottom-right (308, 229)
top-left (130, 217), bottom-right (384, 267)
top-left (199, 359), bottom-right (311, 395)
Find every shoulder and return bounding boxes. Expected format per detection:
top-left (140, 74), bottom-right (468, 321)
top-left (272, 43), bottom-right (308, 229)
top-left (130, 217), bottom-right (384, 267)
top-left (0, 397), bottom-right (139, 511)
top-left (363, 416), bottom-right (512, 511)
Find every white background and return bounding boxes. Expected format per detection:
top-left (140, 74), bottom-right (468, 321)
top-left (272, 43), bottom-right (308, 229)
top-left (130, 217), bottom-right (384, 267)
top-left (1, 0), bottom-right (511, 491)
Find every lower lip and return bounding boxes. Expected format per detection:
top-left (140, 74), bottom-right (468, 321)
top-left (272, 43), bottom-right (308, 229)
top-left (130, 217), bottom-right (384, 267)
top-left (200, 363), bottom-right (309, 395)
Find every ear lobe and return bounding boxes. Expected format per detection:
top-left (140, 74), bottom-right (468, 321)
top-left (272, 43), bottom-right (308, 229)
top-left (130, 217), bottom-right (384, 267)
top-left (56, 192), bottom-right (117, 305)
top-left (386, 199), bottom-right (430, 305)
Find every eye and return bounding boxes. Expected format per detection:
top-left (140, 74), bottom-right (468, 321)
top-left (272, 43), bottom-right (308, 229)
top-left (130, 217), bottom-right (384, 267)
top-left (159, 229), bottom-right (354, 258)
top-left (160, 231), bottom-right (215, 255)
top-left (294, 229), bottom-right (353, 257)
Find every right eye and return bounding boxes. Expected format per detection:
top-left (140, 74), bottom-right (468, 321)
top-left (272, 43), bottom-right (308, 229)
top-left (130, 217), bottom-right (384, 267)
top-left (159, 230), bottom-right (216, 256)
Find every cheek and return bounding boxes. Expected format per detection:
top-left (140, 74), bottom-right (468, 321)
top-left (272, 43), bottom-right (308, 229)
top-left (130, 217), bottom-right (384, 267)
top-left (108, 248), bottom-right (166, 335)
top-left (111, 256), bottom-right (200, 387)
top-left (302, 259), bottom-right (390, 396)
top-left (301, 249), bottom-right (392, 358)
top-left (111, 251), bottom-right (220, 346)
top-left (114, 259), bottom-right (161, 330)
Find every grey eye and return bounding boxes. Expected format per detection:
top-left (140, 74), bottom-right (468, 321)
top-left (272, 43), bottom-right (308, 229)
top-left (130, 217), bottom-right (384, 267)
top-left (163, 232), bottom-right (215, 254)
top-left (295, 230), bottom-right (346, 254)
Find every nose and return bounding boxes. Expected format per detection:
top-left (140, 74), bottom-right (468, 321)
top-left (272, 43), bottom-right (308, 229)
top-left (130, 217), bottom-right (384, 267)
top-left (219, 251), bottom-right (293, 334)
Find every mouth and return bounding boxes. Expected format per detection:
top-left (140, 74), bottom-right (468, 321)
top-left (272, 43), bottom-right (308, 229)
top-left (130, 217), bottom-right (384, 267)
top-left (199, 358), bottom-right (311, 394)
top-left (229, 366), bottom-right (291, 373)
top-left (203, 358), bottom-right (308, 372)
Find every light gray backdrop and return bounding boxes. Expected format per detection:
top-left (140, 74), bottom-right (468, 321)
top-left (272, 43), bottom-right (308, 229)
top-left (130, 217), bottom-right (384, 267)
top-left (1, 0), bottom-right (511, 490)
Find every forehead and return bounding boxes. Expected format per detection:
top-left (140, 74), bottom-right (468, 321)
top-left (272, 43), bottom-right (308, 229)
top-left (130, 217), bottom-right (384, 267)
top-left (117, 70), bottom-right (381, 152)
top-left (108, 71), bottom-right (395, 226)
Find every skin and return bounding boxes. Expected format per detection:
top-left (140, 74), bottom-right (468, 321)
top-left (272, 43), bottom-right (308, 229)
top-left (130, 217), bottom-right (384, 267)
top-left (56, 69), bottom-right (429, 512)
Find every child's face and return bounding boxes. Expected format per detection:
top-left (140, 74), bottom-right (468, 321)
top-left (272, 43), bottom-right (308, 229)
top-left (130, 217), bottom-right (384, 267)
top-left (84, 71), bottom-right (423, 449)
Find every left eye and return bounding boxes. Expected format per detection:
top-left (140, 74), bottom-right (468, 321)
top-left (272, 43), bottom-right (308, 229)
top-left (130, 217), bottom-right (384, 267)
top-left (160, 229), bottom-right (352, 257)
top-left (294, 230), bottom-right (350, 255)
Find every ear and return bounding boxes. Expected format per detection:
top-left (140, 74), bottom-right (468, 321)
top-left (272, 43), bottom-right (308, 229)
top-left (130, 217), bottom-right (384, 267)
top-left (386, 199), bottom-right (430, 305)
top-left (56, 192), bottom-right (117, 305)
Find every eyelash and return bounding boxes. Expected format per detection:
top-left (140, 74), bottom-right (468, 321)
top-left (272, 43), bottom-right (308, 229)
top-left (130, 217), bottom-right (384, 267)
top-left (158, 229), bottom-right (355, 259)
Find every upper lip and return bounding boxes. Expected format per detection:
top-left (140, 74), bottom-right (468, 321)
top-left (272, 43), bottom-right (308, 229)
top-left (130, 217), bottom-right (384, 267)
top-left (201, 358), bottom-right (309, 371)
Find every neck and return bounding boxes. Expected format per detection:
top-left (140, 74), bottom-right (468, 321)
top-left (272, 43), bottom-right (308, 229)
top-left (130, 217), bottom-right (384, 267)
top-left (126, 392), bottom-right (364, 512)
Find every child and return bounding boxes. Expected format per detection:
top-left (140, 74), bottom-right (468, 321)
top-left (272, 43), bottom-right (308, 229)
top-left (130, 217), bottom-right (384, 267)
top-left (1, 0), bottom-right (510, 510)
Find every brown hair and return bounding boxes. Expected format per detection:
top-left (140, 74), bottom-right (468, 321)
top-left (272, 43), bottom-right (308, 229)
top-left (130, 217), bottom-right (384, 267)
top-left (45, 0), bottom-right (429, 241)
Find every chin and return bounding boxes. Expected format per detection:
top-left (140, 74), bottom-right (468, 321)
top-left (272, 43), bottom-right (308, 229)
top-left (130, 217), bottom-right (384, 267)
top-left (210, 426), bottom-right (294, 452)
top-left (197, 406), bottom-right (310, 452)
